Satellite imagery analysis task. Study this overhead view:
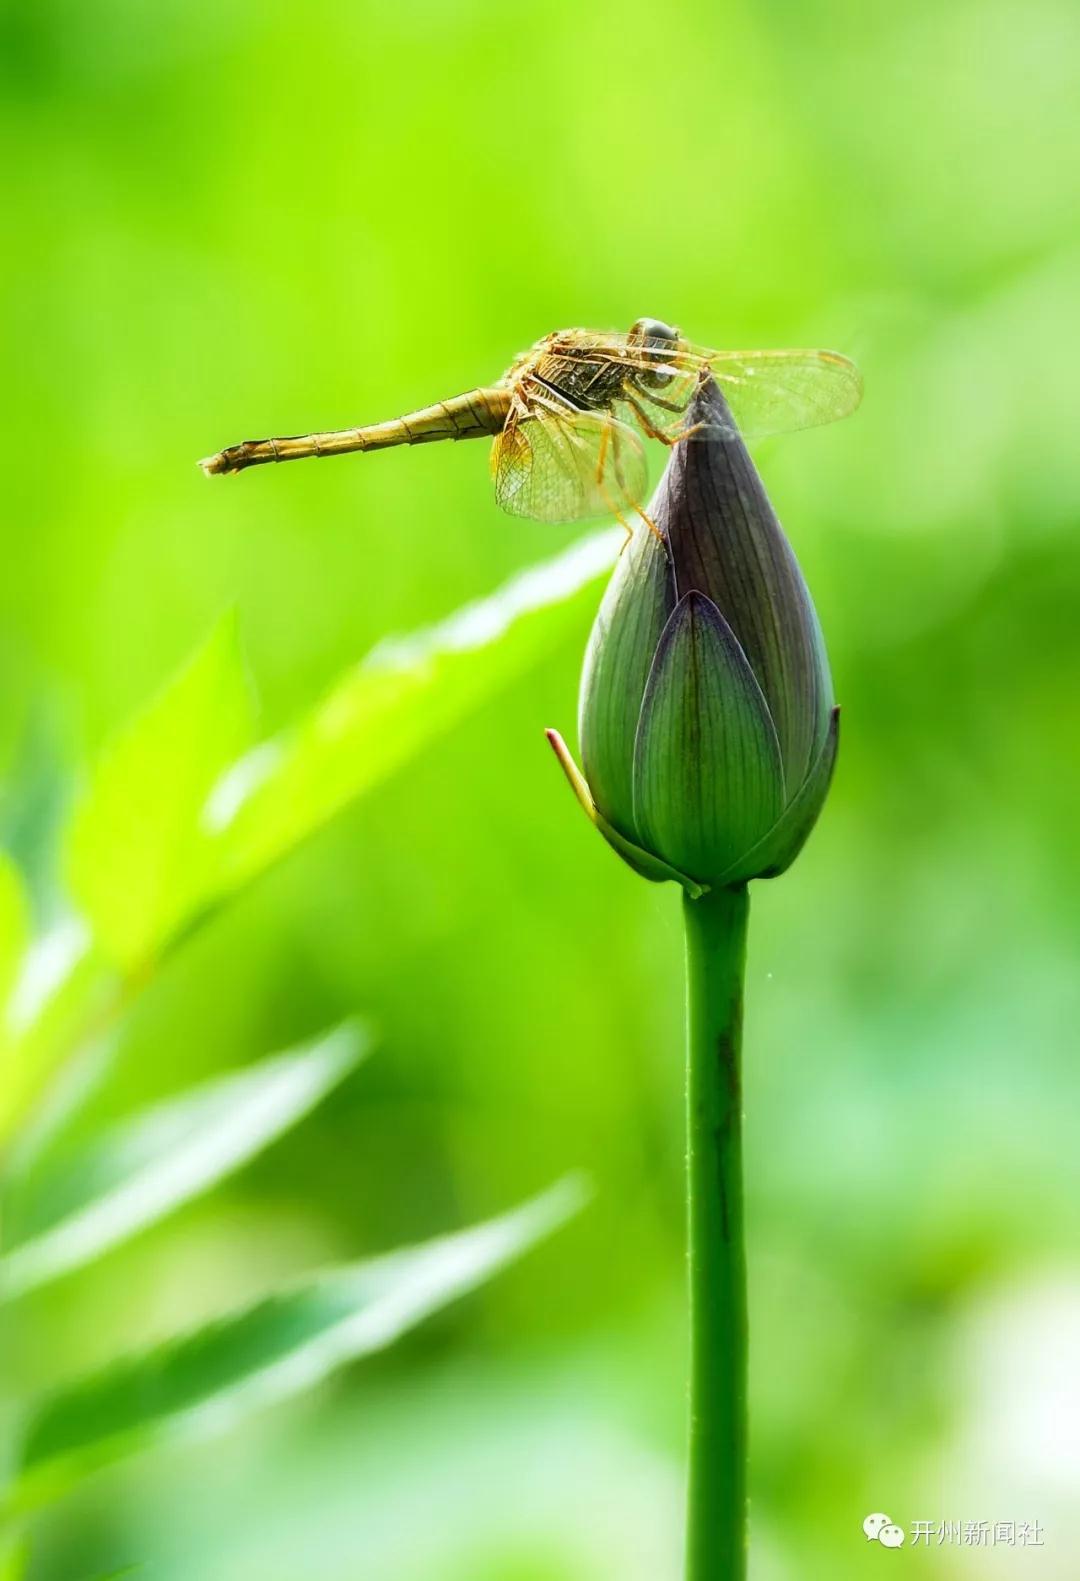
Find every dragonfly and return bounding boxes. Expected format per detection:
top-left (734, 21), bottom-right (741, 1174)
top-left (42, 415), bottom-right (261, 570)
top-left (199, 318), bottom-right (861, 534)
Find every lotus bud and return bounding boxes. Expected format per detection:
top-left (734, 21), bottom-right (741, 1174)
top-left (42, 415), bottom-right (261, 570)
top-left (548, 375), bottom-right (839, 893)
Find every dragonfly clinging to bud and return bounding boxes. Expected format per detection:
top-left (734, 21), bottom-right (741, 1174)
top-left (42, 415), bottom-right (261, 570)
top-left (199, 318), bottom-right (862, 535)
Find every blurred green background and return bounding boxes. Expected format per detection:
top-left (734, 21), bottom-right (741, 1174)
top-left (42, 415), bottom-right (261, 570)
top-left (2, 0), bottom-right (1079, 1575)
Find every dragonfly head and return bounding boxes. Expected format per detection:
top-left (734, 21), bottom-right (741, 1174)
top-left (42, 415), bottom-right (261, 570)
top-left (628, 317), bottom-right (681, 389)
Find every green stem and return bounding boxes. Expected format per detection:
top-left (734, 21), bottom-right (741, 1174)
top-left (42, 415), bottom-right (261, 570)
top-left (683, 883), bottom-right (750, 1581)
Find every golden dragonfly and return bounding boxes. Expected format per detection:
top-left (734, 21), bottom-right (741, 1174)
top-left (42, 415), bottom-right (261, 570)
top-left (199, 318), bottom-right (861, 533)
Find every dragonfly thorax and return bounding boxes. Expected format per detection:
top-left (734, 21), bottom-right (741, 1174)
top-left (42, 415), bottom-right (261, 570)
top-left (532, 348), bottom-right (627, 413)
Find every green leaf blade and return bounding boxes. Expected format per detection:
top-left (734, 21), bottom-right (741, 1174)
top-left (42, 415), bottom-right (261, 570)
top-left (8, 1176), bottom-right (589, 1514)
top-left (0, 850), bottom-right (30, 1020)
top-left (65, 613), bottom-right (257, 970)
top-left (4, 537), bottom-right (615, 1144)
top-left (0, 1024), bottom-right (369, 1301)
top-left (206, 531), bottom-right (619, 892)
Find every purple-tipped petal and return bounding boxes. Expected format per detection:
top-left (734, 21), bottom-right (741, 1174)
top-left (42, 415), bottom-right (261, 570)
top-left (655, 377), bottom-right (833, 788)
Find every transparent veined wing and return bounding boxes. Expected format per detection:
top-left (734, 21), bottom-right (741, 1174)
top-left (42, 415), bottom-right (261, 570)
top-left (551, 332), bottom-right (861, 443)
top-left (491, 383), bottom-right (648, 525)
top-left (700, 347), bottom-right (863, 440)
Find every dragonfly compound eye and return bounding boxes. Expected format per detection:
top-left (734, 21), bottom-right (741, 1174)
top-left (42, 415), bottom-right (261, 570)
top-left (629, 318), bottom-right (681, 389)
top-left (630, 317), bottom-right (679, 347)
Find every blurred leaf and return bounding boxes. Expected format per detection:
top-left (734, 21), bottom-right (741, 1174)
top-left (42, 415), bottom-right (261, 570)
top-left (0, 1536), bottom-right (27, 1580)
top-left (65, 613), bottom-right (256, 970)
top-left (205, 530), bottom-right (619, 892)
top-left (0, 923), bottom-right (118, 1153)
top-left (7, 1175), bottom-right (589, 1515)
top-left (0, 1023), bottom-right (369, 1302)
top-left (74, 1571), bottom-right (140, 1580)
top-left (1, 535), bottom-right (616, 1147)
top-left (0, 850), bottom-right (29, 1017)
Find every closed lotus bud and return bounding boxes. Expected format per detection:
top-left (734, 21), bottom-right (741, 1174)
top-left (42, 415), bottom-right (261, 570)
top-left (548, 376), bottom-right (839, 893)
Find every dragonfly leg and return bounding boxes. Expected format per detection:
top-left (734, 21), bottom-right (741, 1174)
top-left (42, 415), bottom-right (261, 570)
top-left (622, 391), bottom-right (679, 446)
top-left (610, 499), bottom-right (663, 554)
top-left (625, 378), bottom-right (688, 417)
top-left (607, 420), bottom-right (664, 549)
top-left (602, 424), bottom-right (634, 549)
top-left (599, 477), bottom-right (635, 545)
top-left (624, 390), bottom-right (709, 447)
top-left (595, 416), bottom-right (611, 484)
top-left (661, 366), bottom-right (720, 442)
top-left (635, 505), bottom-right (665, 548)
top-left (597, 470), bottom-right (639, 548)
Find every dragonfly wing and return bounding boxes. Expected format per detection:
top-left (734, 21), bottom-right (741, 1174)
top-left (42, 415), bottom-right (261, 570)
top-left (554, 332), bottom-right (861, 442)
top-left (492, 392), bottom-right (647, 525)
top-left (701, 348), bottom-right (863, 440)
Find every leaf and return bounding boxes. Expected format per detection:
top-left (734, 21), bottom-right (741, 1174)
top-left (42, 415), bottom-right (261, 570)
top-left (0, 850), bottom-right (30, 1019)
top-left (204, 530), bottom-right (620, 893)
top-left (3, 536), bottom-right (616, 1147)
top-left (0, 1024), bottom-right (369, 1302)
top-left (7, 1176), bottom-right (589, 1514)
top-left (0, 921), bottom-right (118, 1153)
top-left (0, 1537), bottom-right (27, 1581)
top-left (75, 1570), bottom-right (141, 1580)
top-left (65, 613), bottom-right (257, 970)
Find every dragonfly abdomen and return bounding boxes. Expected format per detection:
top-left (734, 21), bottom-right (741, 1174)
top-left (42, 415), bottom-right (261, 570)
top-left (390, 388), bottom-right (512, 446)
top-left (199, 387), bottom-right (511, 476)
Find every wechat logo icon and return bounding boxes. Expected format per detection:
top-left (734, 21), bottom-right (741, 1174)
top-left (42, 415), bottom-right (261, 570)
top-left (865, 1513), bottom-right (905, 1549)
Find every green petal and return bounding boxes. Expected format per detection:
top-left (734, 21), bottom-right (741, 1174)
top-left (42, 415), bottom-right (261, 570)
top-left (632, 593), bottom-right (785, 882)
top-left (578, 522), bottom-right (675, 839)
top-left (720, 706), bottom-right (840, 884)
